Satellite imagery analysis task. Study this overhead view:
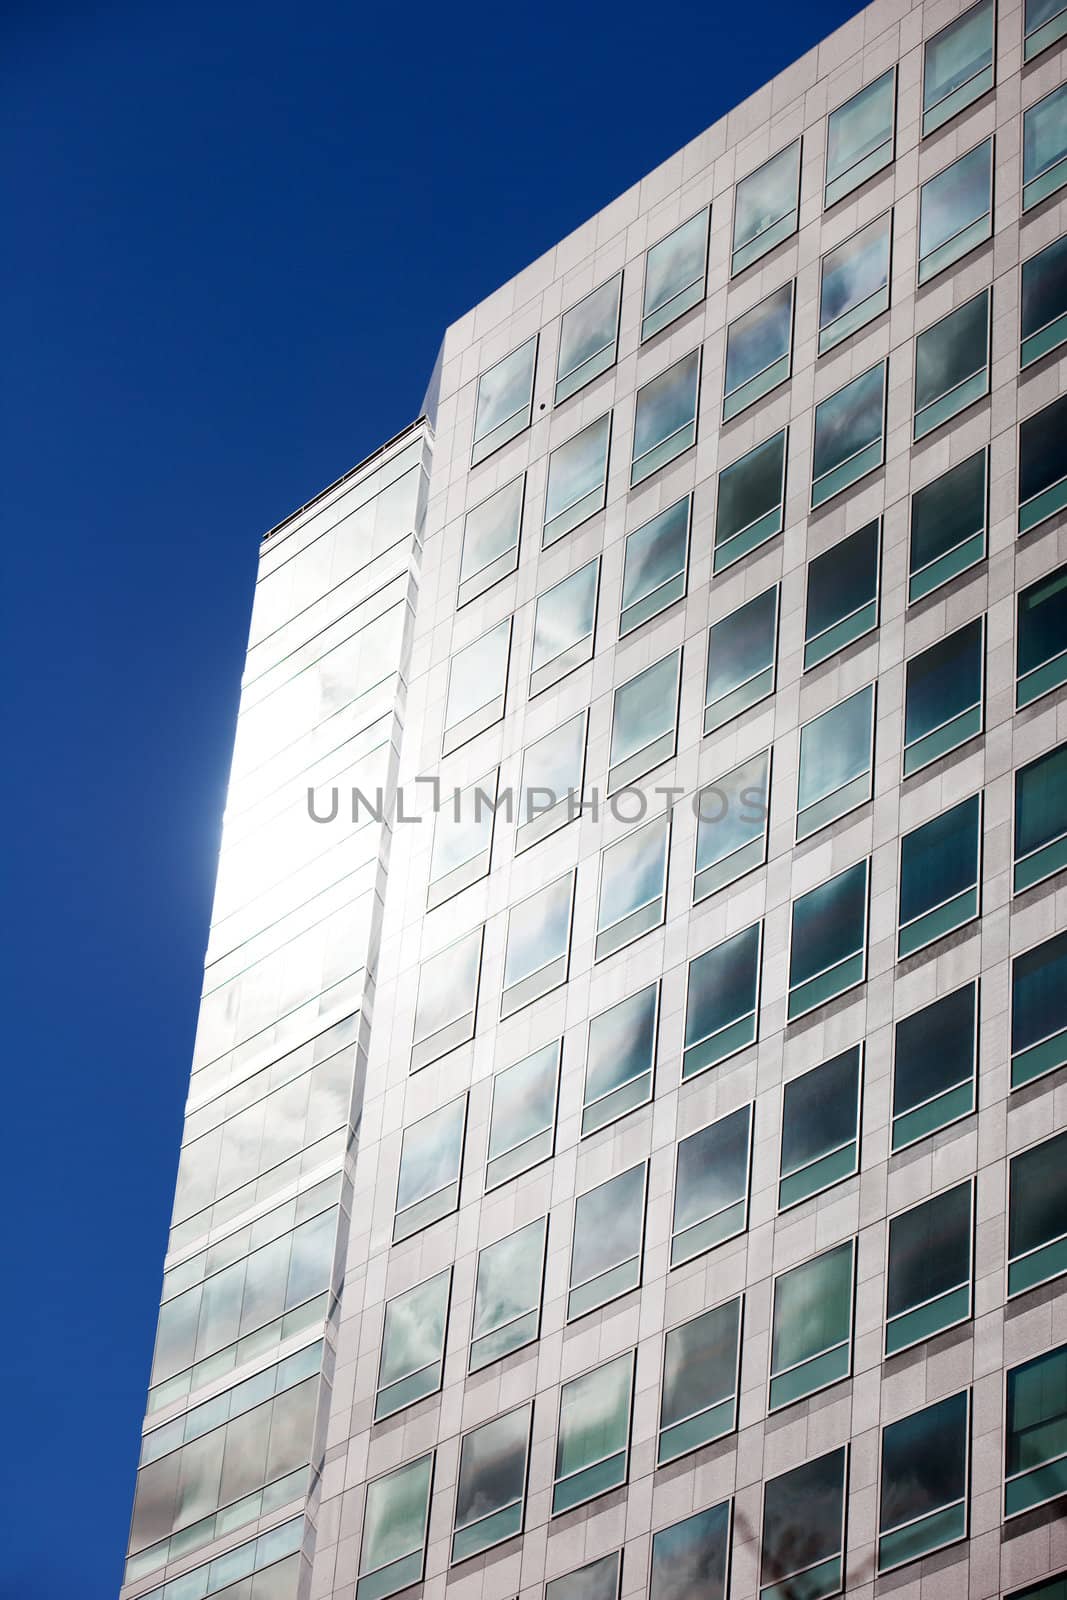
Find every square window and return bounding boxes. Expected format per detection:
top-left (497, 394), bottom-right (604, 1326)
top-left (796, 682), bottom-right (874, 840)
top-left (909, 448), bottom-right (987, 602)
top-left (898, 792), bottom-right (982, 959)
top-left (393, 1094), bottom-right (466, 1243)
top-left (1024, 85), bottom-right (1067, 210)
top-left (472, 337), bottom-right (536, 466)
top-left (553, 1351), bottom-right (634, 1515)
top-left (451, 1403), bottom-right (531, 1563)
top-left (543, 414), bottom-right (611, 547)
top-left (1009, 1131), bottom-right (1067, 1296)
top-left (683, 922), bottom-right (762, 1078)
top-left (826, 68), bottom-right (896, 206)
top-left (922, 0), bottom-right (995, 135)
top-left (1022, 234), bottom-right (1067, 367)
top-left (761, 1448), bottom-right (848, 1600)
top-left (595, 813), bottom-right (670, 961)
top-left (650, 1501), bottom-right (730, 1600)
top-left (779, 1044), bottom-right (862, 1210)
top-left (486, 1042), bottom-right (560, 1191)
top-left (769, 1240), bottom-right (854, 1409)
top-left (886, 1181), bottom-right (973, 1355)
top-left (733, 141), bottom-right (801, 275)
top-left (516, 711), bottom-right (587, 854)
top-left (357, 1453), bottom-right (433, 1600)
top-left (642, 209), bottom-right (710, 340)
top-left (620, 495), bottom-right (690, 636)
top-left (375, 1268), bottom-right (450, 1421)
top-left (411, 926), bottom-right (483, 1071)
top-left (443, 617), bottom-right (511, 755)
top-left (804, 519), bottom-right (880, 668)
top-left (1012, 930), bottom-right (1067, 1088)
top-left (1018, 563), bottom-right (1067, 710)
top-left (819, 211), bottom-right (892, 354)
top-left (694, 747), bottom-right (771, 902)
top-left (459, 475), bottom-right (524, 606)
top-left (1005, 1344), bottom-right (1067, 1517)
top-left (1015, 741), bottom-right (1067, 892)
top-left (704, 584), bottom-right (779, 732)
top-left (469, 1216), bottom-right (547, 1373)
top-left (530, 557), bottom-right (599, 696)
top-left (787, 858), bottom-right (869, 1020)
top-left (501, 871), bottom-right (575, 1018)
top-left (714, 428), bottom-right (787, 571)
top-left (1020, 395), bottom-right (1067, 534)
top-left (914, 289), bottom-right (990, 440)
top-left (671, 1104), bottom-right (752, 1267)
top-left (583, 982), bottom-right (658, 1136)
top-left (903, 616), bottom-right (984, 776)
top-left (557, 274), bottom-right (622, 403)
top-left (659, 1299), bottom-right (741, 1464)
top-left (569, 1162), bottom-right (647, 1320)
top-left (723, 280), bottom-right (794, 420)
top-left (547, 1552), bottom-right (621, 1600)
top-left (893, 982), bottom-right (977, 1150)
top-left (1025, 0), bottom-right (1067, 57)
top-left (878, 1391), bottom-right (969, 1571)
top-left (811, 361), bottom-right (886, 507)
top-left (631, 350), bottom-right (700, 486)
top-left (428, 771), bottom-right (497, 909)
top-left (918, 138), bottom-right (992, 283)
top-left (608, 649), bottom-right (680, 791)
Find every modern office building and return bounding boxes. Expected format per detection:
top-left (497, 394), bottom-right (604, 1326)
top-left (122, 0), bottom-right (1067, 1597)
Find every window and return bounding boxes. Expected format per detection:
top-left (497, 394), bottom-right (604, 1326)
top-left (583, 982), bottom-right (657, 1136)
top-left (914, 290), bottom-right (990, 441)
top-left (650, 1501), bottom-right (730, 1600)
top-left (569, 1162), bottom-right (647, 1320)
top-left (898, 793), bottom-right (981, 959)
top-left (769, 1240), bottom-right (854, 1409)
top-left (694, 747), bottom-right (771, 902)
top-left (723, 281), bottom-right (793, 420)
top-left (671, 1104), bottom-right (752, 1267)
top-left (1005, 1345), bottom-right (1067, 1517)
top-left (714, 428), bottom-right (786, 571)
top-left (516, 711), bottom-right (587, 854)
top-left (501, 871), bottom-right (574, 1017)
top-left (553, 1350), bottom-right (634, 1514)
top-left (826, 68), bottom-right (895, 206)
top-left (811, 361), bottom-right (886, 507)
top-left (761, 1448), bottom-right (848, 1600)
top-left (804, 519), bottom-right (880, 668)
top-left (1024, 85), bottom-right (1067, 210)
top-left (909, 449), bottom-right (987, 602)
top-left (428, 772), bottom-right (496, 909)
top-left (642, 209), bottom-right (710, 340)
top-left (796, 683), bottom-right (874, 840)
top-left (543, 414), bottom-right (611, 547)
top-left (705, 584), bottom-right (779, 732)
top-left (393, 1095), bottom-right (466, 1243)
top-left (1019, 394), bottom-right (1067, 534)
top-left (922, 0), bottom-right (994, 135)
top-left (1022, 233), bottom-right (1067, 367)
top-left (892, 982), bottom-right (977, 1150)
top-left (547, 1552), bottom-right (621, 1600)
top-left (469, 1216), bottom-right (546, 1372)
top-left (459, 476), bottom-right (523, 606)
top-left (443, 617), bottom-right (511, 754)
top-left (451, 1403), bottom-right (531, 1563)
top-left (886, 1181), bottom-right (973, 1355)
top-left (683, 923), bottom-right (762, 1078)
top-left (531, 558), bottom-right (599, 695)
top-left (732, 141), bottom-right (801, 275)
top-left (659, 1298), bottom-right (742, 1464)
top-left (411, 925), bottom-right (483, 1071)
top-left (918, 138), bottom-right (992, 283)
top-left (620, 495), bottom-right (690, 635)
top-left (1009, 1131), bottom-right (1067, 1296)
top-left (1026, 0), bottom-right (1067, 57)
top-left (595, 813), bottom-right (669, 961)
top-left (357, 1452), bottom-right (433, 1600)
top-left (819, 211), bottom-right (892, 354)
top-left (787, 858), bottom-right (869, 1020)
top-left (1012, 931), bottom-right (1067, 1087)
top-left (557, 274), bottom-right (622, 403)
top-left (878, 1392), bottom-right (969, 1571)
top-left (779, 1045), bottom-right (861, 1209)
top-left (608, 649), bottom-right (680, 791)
top-left (1015, 742), bottom-right (1067, 892)
top-left (1018, 563), bottom-right (1067, 707)
top-left (631, 350), bottom-right (700, 486)
top-left (1008, 1578), bottom-right (1067, 1600)
top-left (903, 616), bottom-right (984, 776)
top-left (486, 1041), bottom-right (560, 1190)
top-left (472, 336), bottom-right (536, 465)
top-left (376, 1268), bottom-right (450, 1420)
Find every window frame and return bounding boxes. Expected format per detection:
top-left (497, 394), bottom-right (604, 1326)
top-left (594, 811), bottom-right (671, 962)
top-left (795, 680), bottom-right (876, 841)
top-left (410, 925), bottom-right (484, 1072)
top-left (897, 791), bottom-right (983, 960)
top-left (485, 1040), bottom-right (561, 1191)
top-left (393, 1093), bottom-right (468, 1244)
top-left (670, 1102), bottom-right (754, 1267)
top-left (768, 1238), bottom-right (856, 1410)
top-left (1017, 562), bottom-right (1067, 708)
top-left (619, 494), bottom-right (691, 637)
top-left (778, 1043), bottom-right (863, 1211)
top-left (759, 1445), bottom-right (849, 1600)
top-left (542, 412), bottom-right (612, 548)
top-left (471, 335), bottom-right (537, 467)
top-left (1013, 741), bottom-right (1067, 894)
top-left (500, 869), bottom-right (576, 1018)
top-left (818, 209), bottom-right (893, 355)
top-left (884, 1177), bottom-right (975, 1356)
top-left (551, 1349), bottom-right (636, 1516)
top-left (786, 856), bottom-right (870, 1021)
top-left (1011, 929), bottom-right (1067, 1089)
top-left (731, 139), bottom-right (802, 276)
top-left (810, 359), bottom-right (887, 509)
top-left (714, 426), bottom-right (788, 572)
top-left (567, 1160), bottom-right (648, 1321)
top-left (1007, 1129), bottom-right (1067, 1298)
top-left (1004, 1345), bottom-right (1067, 1518)
top-left (515, 708), bottom-right (588, 855)
top-left (917, 135), bottom-right (993, 284)
top-left (825, 66), bottom-right (897, 207)
top-left (582, 980), bottom-right (659, 1137)
top-left (356, 1451), bottom-right (435, 1600)
top-left (458, 474), bottom-right (525, 608)
top-left (607, 647), bottom-right (682, 792)
top-left (1021, 233), bottom-right (1067, 368)
top-left (641, 207), bottom-right (711, 341)
top-left (468, 1214), bottom-right (548, 1374)
top-left (630, 347), bottom-right (702, 487)
top-left (704, 583), bottom-right (780, 733)
top-left (804, 519), bottom-right (881, 669)
top-left (892, 980), bottom-right (978, 1151)
top-left (902, 614), bottom-right (985, 778)
top-left (1018, 394), bottom-right (1067, 535)
top-left (556, 272), bottom-right (623, 404)
top-left (722, 279), bottom-right (795, 420)
top-left (657, 1297), bottom-right (743, 1466)
top-left (427, 769), bottom-right (498, 910)
top-left (682, 921), bottom-right (763, 1079)
top-left (1023, 83), bottom-right (1067, 211)
top-left (375, 1266), bottom-right (452, 1421)
top-left (909, 447), bottom-right (988, 603)
top-left (648, 1499), bottom-right (733, 1600)
top-left (921, 0), bottom-right (996, 136)
top-left (693, 746), bottom-right (772, 903)
top-left (450, 1401), bottom-right (532, 1564)
top-left (548, 1552), bottom-right (622, 1600)
top-left (1025, 0), bottom-right (1067, 57)
top-left (442, 616), bottom-right (512, 756)
top-left (530, 556), bottom-right (601, 697)
top-left (877, 1390), bottom-right (970, 1573)
top-left (913, 287), bottom-right (991, 442)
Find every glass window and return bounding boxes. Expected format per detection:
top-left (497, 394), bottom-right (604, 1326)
top-left (650, 1500), bottom-right (730, 1600)
top-left (472, 336), bottom-right (536, 465)
top-left (428, 771), bottom-right (496, 909)
top-left (547, 1552), bottom-right (621, 1600)
top-left (714, 428), bottom-right (786, 571)
top-left (704, 584), bottom-right (779, 732)
top-left (886, 1181), bottom-right (973, 1355)
top-left (819, 211), bottom-right (892, 354)
top-left (553, 1350), bottom-right (634, 1515)
top-left (914, 289), bottom-right (990, 441)
top-left (458, 476), bottom-right (523, 606)
top-left (903, 616), bottom-right (984, 776)
top-left (1012, 931), bottom-right (1067, 1088)
top-left (1009, 1131), bottom-right (1067, 1296)
top-left (469, 1216), bottom-right (546, 1373)
top-left (501, 871), bottom-right (574, 1017)
top-left (516, 711), bottom-right (587, 853)
top-left (811, 361), bottom-right (886, 507)
top-left (357, 1451), bottom-right (433, 1600)
top-left (770, 1241), bottom-right (854, 1409)
top-left (779, 1045), bottom-right (861, 1210)
top-left (1018, 563), bottom-right (1067, 707)
top-left (826, 68), bottom-right (896, 205)
top-left (411, 926), bottom-right (483, 1071)
top-left (1022, 232), bottom-right (1067, 367)
top-left (583, 982), bottom-right (658, 1137)
top-left (796, 683), bottom-right (874, 840)
top-left (608, 649), bottom-right (680, 791)
top-left (1005, 1345), bottom-right (1067, 1517)
top-left (569, 1162), bottom-right (647, 1320)
top-left (893, 982), bottom-right (977, 1151)
top-left (694, 747), bottom-right (771, 902)
top-left (804, 519), bottom-right (880, 668)
top-left (631, 350), bottom-right (700, 486)
top-left (733, 141), bottom-right (801, 275)
top-left (761, 1448), bottom-right (847, 1600)
top-left (1026, 0), bottom-right (1067, 57)
top-left (543, 414), bottom-right (611, 547)
top-left (659, 1299), bottom-right (742, 1464)
top-left (1008, 1579), bottom-right (1067, 1600)
top-left (451, 1403), bottom-right (531, 1563)
top-left (909, 448), bottom-right (987, 602)
top-left (376, 1268), bottom-right (450, 1421)
top-left (486, 1041), bottom-right (560, 1191)
top-left (443, 617), bottom-right (511, 754)
top-left (671, 1104), bottom-right (752, 1267)
top-left (788, 858), bottom-right (869, 1021)
top-left (620, 495), bottom-right (690, 636)
top-left (1024, 85), bottom-right (1067, 210)
top-left (723, 281), bottom-right (793, 420)
top-left (595, 813), bottom-right (669, 961)
top-left (683, 923), bottom-right (762, 1079)
top-left (393, 1095), bottom-right (466, 1244)
top-left (878, 1391), bottom-right (969, 1571)
top-left (898, 793), bottom-right (981, 959)
top-left (1019, 394), bottom-right (1067, 534)
top-left (557, 274), bottom-right (622, 403)
top-left (530, 557), bottom-right (599, 695)
top-left (642, 209), bottom-right (710, 340)
top-left (923, 0), bottom-right (995, 135)
top-left (918, 138), bottom-right (992, 283)
top-left (1015, 742), bottom-right (1067, 893)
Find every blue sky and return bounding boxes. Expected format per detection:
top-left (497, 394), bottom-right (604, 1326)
top-left (2, 1), bottom-right (855, 1590)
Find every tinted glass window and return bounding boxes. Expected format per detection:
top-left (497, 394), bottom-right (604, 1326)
top-left (596, 815), bottom-right (669, 959)
top-left (531, 558), bottom-right (598, 689)
top-left (893, 982), bottom-right (976, 1150)
top-left (659, 1299), bottom-right (741, 1464)
top-left (394, 1096), bottom-right (466, 1243)
top-left (376, 1268), bottom-right (450, 1420)
top-left (412, 927), bottom-right (482, 1067)
top-left (472, 337), bottom-right (536, 464)
top-left (517, 712), bottom-right (586, 846)
top-left (569, 1162), bottom-right (646, 1320)
top-left (1021, 233), bottom-right (1067, 367)
top-left (826, 69), bottom-right (895, 205)
top-left (583, 982), bottom-right (658, 1136)
top-left (631, 351), bottom-right (700, 485)
top-left (780, 1045), bottom-right (861, 1209)
top-left (886, 1181), bottom-right (973, 1353)
top-left (918, 139), bottom-right (992, 282)
top-left (762, 1448), bottom-right (847, 1593)
top-left (451, 1404), bottom-right (530, 1563)
top-left (357, 1452), bottom-right (433, 1600)
top-left (543, 414), bottom-right (611, 546)
top-left (444, 619), bottom-right (510, 747)
top-left (672, 1104), bottom-right (751, 1267)
top-left (459, 476), bottom-right (523, 603)
top-left (486, 1042), bottom-right (559, 1190)
top-left (1025, 0), bottom-right (1067, 57)
top-left (620, 495), bottom-right (690, 635)
top-left (1005, 1345), bottom-right (1067, 1517)
top-left (1012, 931), bottom-right (1067, 1087)
top-left (643, 210), bottom-right (710, 339)
top-left (705, 584), bottom-right (778, 732)
top-left (923, 0), bottom-right (995, 134)
top-left (788, 859), bottom-right (869, 1019)
top-left (694, 747), bottom-right (771, 901)
top-left (609, 650), bottom-right (679, 790)
top-left (553, 1351), bottom-right (634, 1515)
top-left (733, 141), bottom-right (801, 274)
top-left (546, 1552), bottom-right (620, 1600)
top-left (811, 362), bottom-right (885, 506)
top-left (903, 617), bottom-right (983, 775)
top-left (804, 519), bottom-right (880, 667)
top-left (723, 281), bottom-right (793, 418)
top-left (557, 274), bottom-right (622, 403)
top-left (819, 211), bottom-right (892, 352)
top-left (878, 1391), bottom-right (969, 1571)
top-left (502, 872), bottom-right (573, 1015)
top-left (909, 449), bottom-right (987, 602)
top-left (650, 1501), bottom-right (730, 1600)
top-left (1023, 85), bottom-right (1067, 209)
top-left (714, 429), bottom-right (786, 570)
top-left (1015, 742), bottom-right (1067, 892)
top-left (770, 1241), bottom-right (854, 1408)
top-left (797, 683), bottom-right (874, 839)
top-left (683, 923), bottom-right (761, 1078)
top-left (470, 1216), bottom-right (546, 1373)
top-left (1018, 563), bottom-right (1067, 707)
top-left (1019, 394), bottom-right (1067, 534)
top-left (914, 290), bottom-right (989, 439)
top-left (1009, 1130), bottom-right (1067, 1296)
top-left (898, 793), bottom-right (981, 958)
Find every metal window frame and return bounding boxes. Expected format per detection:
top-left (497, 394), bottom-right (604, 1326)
top-left (786, 856), bottom-right (871, 1022)
top-left (705, 582), bottom-right (781, 728)
top-left (758, 1443), bottom-right (850, 1600)
top-left (731, 138), bottom-right (803, 277)
top-left (468, 1213), bottom-right (549, 1373)
top-left (671, 1101), bottom-right (755, 1264)
top-left (875, 1390), bottom-right (971, 1574)
top-left (921, 0), bottom-right (996, 136)
top-left (817, 208), bottom-right (893, 355)
top-left (657, 1297), bottom-right (744, 1466)
top-left (693, 744), bottom-right (773, 902)
top-left (767, 1237), bottom-right (857, 1411)
top-left (641, 206), bottom-right (711, 341)
top-left (471, 335), bottom-right (538, 467)
top-left (883, 1175), bottom-right (976, 1357)
top-left (794, 680), bottom-right (876, 843)
top-left (902, 613), bottom-right (986, 779)
top-left (777, 1041), bottom-right (864, 1214)
top-left (824, 64), bottom-right (897, 207)
top-left (896, 789), bottom-right (983, 960)
top-left (551, 1348), bottom-right (636, 1516)
top-left (450, 1401), bottom-right (533, 1564)
top-left (567, 1159), bottom-right (650, 1322)
top-left (556, 271), bottom-right (624, 404)
top-left (890, 978), bottom-right (979, 1152)
top-left (1006, 1127), bottom-right (1067, 1300)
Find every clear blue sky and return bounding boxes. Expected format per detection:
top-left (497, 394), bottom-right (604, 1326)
top-left (2, 1), bottom-right (856, 1591)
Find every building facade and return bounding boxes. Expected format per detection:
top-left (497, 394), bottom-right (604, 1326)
top-left (123, 0), bottom-right (1067, 1597)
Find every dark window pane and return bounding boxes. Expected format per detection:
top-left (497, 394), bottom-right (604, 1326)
top-left (914, 291), bottom-right (989, 436)
top-left (879, 1392), bottom-right (968, 1536)
top-left (887, 1182), bottom-right (972, 1318)
top-left (812, 363), bottom-right (885, 493)
top-left (819, 213), bottom-right (891, 351)
top-left (1021, 234), bottom-right (1067, 363)
top-left (918, 140), bottom-right (991, 281)
top-left (780, 1047), bottom-right (861, 1187)
top-left (923, 0), bottom-right (994, 132)
top-left (546, 1552), bottom-right (620, 1600)
top-left (893, 983), bottom-right (976, 1134)
top-left (789, 860), bottom-right (868, 990)
top-left (904, 618), bottom-right (983, 750)
top-left (1009, 1131), bottom-right (1067, 1271)
top-left (706, 587), bottom-right (778, 711)
top-left (715, 431), bottom-right (787, 553)
top-left (910, 449), bottom-right (986, 594)
top-left (1018, 565), bottom-right (1067, 680)
top-left (650, 1501), bottom-right (730, 1600)
top-left (762, 1447), bottom-right (847, 1584)
top-left (1020, 395), bottom-right (1067, 518)
top-left (899, 793), bottom-right (980, 927)
top-left (1006, 1345), bottom-right (1067, 1481)
top-left (805, 519), bottom-right (880, 665)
